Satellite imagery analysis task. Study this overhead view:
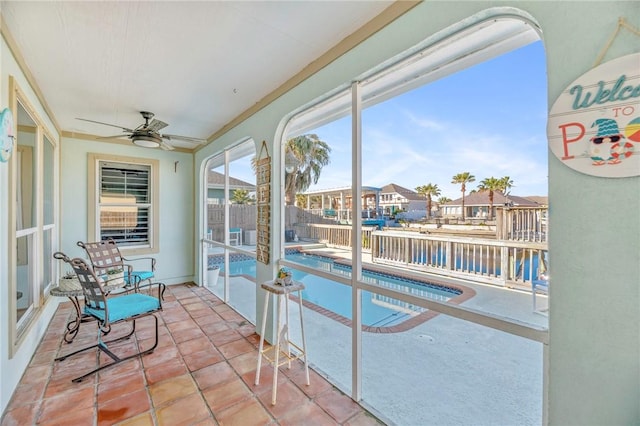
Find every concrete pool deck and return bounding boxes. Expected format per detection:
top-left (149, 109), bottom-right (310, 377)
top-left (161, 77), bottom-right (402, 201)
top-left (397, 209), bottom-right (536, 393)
top-left (206, 244), bottom-right (548, 425)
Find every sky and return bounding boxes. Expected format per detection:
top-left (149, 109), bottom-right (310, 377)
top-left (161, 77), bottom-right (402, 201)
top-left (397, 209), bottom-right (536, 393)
top-left (230, 40), bottom-right (548, 200)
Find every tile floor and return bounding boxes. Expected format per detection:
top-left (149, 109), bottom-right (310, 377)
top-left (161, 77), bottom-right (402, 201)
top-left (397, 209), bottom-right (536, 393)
top-left (1, 284), bottom-right (383, 426)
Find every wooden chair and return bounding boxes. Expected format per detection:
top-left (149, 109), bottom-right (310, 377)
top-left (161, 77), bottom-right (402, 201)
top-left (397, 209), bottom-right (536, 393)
top-left (53, 252), bottom-right (163, 383)
top-left (77, 238), bottom-right (159, 295)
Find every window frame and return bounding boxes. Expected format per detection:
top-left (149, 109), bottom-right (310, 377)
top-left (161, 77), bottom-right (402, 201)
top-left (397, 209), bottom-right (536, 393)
top-left (88, 153), bottom-right (159, 255)
top-left (8, 77), bottom-right (59, 357)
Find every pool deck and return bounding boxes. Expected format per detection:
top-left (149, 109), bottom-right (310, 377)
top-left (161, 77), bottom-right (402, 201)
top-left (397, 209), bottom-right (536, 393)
top-left (208, 242), bottom-right (548, 425)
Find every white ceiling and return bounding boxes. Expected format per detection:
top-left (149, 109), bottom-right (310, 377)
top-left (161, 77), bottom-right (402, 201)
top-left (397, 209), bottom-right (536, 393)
top-left (1, 1), bottom-right (394, 150)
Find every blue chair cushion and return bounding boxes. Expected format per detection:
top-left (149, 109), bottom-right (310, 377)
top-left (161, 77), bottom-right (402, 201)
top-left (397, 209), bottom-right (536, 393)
top-left (125, 270), bottom-right (154, 285)
top-left (85, 293), bottom-right (160, 323)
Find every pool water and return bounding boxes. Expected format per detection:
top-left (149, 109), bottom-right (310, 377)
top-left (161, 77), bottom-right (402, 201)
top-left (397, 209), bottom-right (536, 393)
top-left (212, 252), bottom-right (460, 327)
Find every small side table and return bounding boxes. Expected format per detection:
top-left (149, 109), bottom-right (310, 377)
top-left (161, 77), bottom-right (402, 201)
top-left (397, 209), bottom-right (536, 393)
top-left (255, 280), bottom-right (309, 405)
top-left (50, 282), bottom-right (122, 343)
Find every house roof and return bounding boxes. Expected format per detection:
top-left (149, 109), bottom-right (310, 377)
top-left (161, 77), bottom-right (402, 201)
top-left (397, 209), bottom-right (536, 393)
top-left (207, 171), bottom-right (255, 190)
top-left (380, 183), bottom-right (424, 201)
top-left (524, 196), bottom-right (549, 206)
top-left (444, 191), bottom-right (539, 207)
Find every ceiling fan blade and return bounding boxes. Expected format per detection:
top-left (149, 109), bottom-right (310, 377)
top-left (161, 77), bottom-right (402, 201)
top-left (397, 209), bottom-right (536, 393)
top-left (96, 134), bottom-right (131, 140)
top-left (162, 133), bottom-right (206, 144)
top-left (147, 119), bottom-right (169, 132)
top-left (160, 140), bottom-right (175, 151)
top-left (76, 118), bottom-right (134, 133)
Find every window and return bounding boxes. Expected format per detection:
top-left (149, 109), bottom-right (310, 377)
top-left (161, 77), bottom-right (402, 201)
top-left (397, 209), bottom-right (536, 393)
top-left (88, 154), bottom-right (159, 254)
top-left (9, 78), bottom-right (59, 355)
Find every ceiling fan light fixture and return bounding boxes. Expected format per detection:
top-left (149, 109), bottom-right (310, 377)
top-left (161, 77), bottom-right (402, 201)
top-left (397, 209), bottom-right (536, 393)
top-left (132, 135), bottom-right (161, 148)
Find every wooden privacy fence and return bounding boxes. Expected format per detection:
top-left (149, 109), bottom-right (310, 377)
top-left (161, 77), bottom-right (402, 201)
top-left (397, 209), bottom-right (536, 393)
top-left (292, 223), bottom-right (376, 252)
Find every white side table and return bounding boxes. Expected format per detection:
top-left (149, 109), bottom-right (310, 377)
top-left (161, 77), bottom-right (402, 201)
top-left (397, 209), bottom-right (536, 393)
top-left (255, 280), bottom-right (309, 405)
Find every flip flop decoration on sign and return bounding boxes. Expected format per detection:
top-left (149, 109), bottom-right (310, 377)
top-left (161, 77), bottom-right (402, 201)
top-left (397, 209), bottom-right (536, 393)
top-left (547, 53), bottom-right (639, 178)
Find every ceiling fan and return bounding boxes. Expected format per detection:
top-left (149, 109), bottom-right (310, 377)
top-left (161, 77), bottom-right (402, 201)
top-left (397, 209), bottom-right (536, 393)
top-left (76, 111), bottom-right (206, 150)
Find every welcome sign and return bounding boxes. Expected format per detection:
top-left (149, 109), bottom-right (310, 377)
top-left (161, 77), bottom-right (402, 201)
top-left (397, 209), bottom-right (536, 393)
top-left (548, 53), bottom-right (639, 177)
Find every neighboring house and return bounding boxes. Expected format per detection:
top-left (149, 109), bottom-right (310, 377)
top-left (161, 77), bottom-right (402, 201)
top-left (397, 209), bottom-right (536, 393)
top-left (440, 191), bottom-right (540, 219)
top-left (207, 171), bottom-right (256, 204)
top-left (379, 184), bottom-right (425, 216)
top-left (524, 195), bottom-right (549, 207)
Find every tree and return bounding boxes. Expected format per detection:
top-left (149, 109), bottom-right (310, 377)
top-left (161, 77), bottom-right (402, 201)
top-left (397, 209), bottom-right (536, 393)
top-left (477, 177), bottom-right (502, 218)
top-left (231, 189), bottom-right (255, 205)
top-left (451, 172), bottom-right (475, 220)
top-left (415, 183), bottom-right (441, 218)
top-left (437, 196), bottom-right (451, 205)
top-left (498, 176), bottom-right (514, 204)
top-left (284, 134), bottom-right (331, 206)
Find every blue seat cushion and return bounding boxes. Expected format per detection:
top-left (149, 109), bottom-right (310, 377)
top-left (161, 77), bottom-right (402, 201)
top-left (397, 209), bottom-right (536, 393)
top-left (124, 270), bottom-right (154, 285)
top-left (85, 293), bottom-right (160, 323)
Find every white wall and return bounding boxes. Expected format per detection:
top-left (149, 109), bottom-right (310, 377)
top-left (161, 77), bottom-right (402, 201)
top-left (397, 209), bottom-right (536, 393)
top-left (195, 2), bottom-right (639, 425)
top-left (60, 137), bottom-right (195, 285)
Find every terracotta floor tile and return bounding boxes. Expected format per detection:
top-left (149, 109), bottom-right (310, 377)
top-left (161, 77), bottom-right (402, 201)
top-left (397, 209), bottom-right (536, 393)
top-left (183, 348), bottom-right (225, 372)
top-left (201, 322), bottom-right (230, 335)
top-left (20, 364), bottom-right (53, 386)
top-left (314, 388), bottom-right (363, 423)
top-left (218, 338), bottom-right (255, 359)
top-left (241, 364), bottom-right (288, 396)
top-left (37, 385), bottom-right (95, 422)
top-left (281, 362), bottom-right (330, 398)
top-left (38, 404), bottom-right (95, 426)
top-left (149, 374), bottom-right (197, 407)
top-left (113, 411), bottom-right (154, 426)
top-left (256, 380), bottom-right (309, 419)
top-left (227, 351), bottom-right (259, 376)
top-left (0, 403), bottom-right (40, 426)
top-left (98, 370), bottom-right (146, 404)
top-left (202, 377), bottom-right (253, 412)
top-left (97, 388), bottom-right (150, 426)
top-left (209, 329), bottom-right (243, 346)
top-left (141, 345), bottom-right (181, 369)
top-left (177, 336), bottom-right (215, 356)
top-left (193, 361), bottom-right (237, 390)
top-left (214, 397), bottom-right (272, 426)
top-left (193, 313), bottom-right (225, 326)
top-left (172, 327), bottom-right (206, 344)
top-left (8, 381), bottom-right (46, 407)
top-left (278, 400), bottom-right (336, 426)
top-left (144, 358), bottom-right (188, 386)
top-left (155, 393), bottom-right (211, 426)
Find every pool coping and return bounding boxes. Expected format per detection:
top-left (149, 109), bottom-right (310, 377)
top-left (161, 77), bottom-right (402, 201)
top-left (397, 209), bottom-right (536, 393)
top-left (211, 249), bottom-right (476, 334)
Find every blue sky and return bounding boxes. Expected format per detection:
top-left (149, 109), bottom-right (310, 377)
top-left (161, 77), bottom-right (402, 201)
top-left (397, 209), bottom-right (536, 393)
top-left (305, 41), bottom-right (549, 199)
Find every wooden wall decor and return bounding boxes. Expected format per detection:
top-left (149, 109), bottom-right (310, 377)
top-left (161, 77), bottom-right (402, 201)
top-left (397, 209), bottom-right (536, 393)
top-left (256, 140), bottom-right (271, 264)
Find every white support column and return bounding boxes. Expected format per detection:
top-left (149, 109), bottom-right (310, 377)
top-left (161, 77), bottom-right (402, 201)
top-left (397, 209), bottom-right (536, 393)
top-left (223, 150), bottom-right (230, 303)
top-left (351, 81), bottom-right (362, 402)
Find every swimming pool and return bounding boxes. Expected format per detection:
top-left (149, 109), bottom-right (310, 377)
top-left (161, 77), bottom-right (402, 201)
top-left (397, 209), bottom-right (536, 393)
top-left (211, 251), bottom-right (462, 327)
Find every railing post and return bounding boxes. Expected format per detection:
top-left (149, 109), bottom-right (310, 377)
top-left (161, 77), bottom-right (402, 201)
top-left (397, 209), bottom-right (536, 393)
top-left (445, 240), bottom-right (453, 271)
top-left (500, 245), bottom-right (509, 287)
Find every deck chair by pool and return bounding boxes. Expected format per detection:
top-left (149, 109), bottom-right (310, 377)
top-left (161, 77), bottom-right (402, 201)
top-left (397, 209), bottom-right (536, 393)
top-left (77, 238), bottom-right (159, 295)
top-left (229, 228), bottom-right (242, 246)
top-left (53, 252), bottom-right (163, 382)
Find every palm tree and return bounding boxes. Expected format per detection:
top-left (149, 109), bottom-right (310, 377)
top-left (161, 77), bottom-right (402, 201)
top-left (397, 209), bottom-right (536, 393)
top-left (284, 134), bottom-right (331, 206)
top-left (498, 176), bottom-right (515, 205)
top-left (451, 172), bottom-right (475, 220)
top-left (437, 196), bottom-right (451, 205)
top-left (415, 183), bottom-right (441, 218)
top-left (230, 189), bottom-right (254, 205)
top-left (477, 177), bottom-right (502, 218)
top-left (251, 134), bottom-right (331, 206)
